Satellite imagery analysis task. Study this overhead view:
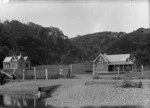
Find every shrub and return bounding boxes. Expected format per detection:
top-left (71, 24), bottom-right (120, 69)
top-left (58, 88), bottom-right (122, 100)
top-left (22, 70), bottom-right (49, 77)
top-left (121, 80), bottom-right (134, 88)
top-left (120, 80), bottom-right (142, 88)
top-left (135, 81), bottom-right (142, 88)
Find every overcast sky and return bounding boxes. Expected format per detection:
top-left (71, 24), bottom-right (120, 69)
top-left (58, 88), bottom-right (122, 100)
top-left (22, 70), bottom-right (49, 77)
top-left (0, 0), bottom-right (149, 37)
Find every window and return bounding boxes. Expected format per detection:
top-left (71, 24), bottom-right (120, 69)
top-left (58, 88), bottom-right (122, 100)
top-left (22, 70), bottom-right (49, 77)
top-left (99, 63), bottom-right (103, 70)
top-left (11, 63), bottom-right (17, 69)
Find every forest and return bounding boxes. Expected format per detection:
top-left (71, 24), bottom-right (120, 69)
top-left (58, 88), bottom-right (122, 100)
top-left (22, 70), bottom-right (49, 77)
top-left (0, 20), bottom-right (150, 68)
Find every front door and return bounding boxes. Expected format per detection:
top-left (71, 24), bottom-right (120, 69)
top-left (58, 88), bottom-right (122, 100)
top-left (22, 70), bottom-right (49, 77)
top-left (108, 65), bottom-right (114, 72)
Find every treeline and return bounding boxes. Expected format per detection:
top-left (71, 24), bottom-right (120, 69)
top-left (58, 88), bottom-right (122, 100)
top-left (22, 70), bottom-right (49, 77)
top-left (71, 28), bottom-right (150, 66)
top-left (0, 20), bottom-right (82, 67)
top-left (0, 20), bottom-right (150, 68)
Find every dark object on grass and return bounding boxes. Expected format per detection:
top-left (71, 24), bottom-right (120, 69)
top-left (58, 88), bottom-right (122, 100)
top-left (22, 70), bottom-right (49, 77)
top-left (120, 80), bottom-right (142, 88)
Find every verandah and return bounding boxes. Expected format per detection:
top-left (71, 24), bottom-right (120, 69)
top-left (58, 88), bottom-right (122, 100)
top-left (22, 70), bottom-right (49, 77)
top-left (108, 64), bottom-right (133, 72)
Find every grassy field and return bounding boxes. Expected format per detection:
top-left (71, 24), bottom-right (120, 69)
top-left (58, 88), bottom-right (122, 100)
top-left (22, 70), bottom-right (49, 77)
top-left (2, 62), bottom-right (93, 80)
top-left (2, 62), bottom-right (150, 80)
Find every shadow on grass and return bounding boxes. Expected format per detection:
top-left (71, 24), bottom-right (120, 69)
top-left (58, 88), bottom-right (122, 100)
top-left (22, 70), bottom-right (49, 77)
top-left (81, 105), bottom-right (143, 108)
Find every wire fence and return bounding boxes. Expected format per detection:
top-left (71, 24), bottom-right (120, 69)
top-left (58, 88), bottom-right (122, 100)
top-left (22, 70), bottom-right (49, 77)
top-left (11, 64), bottom-right (74, 80)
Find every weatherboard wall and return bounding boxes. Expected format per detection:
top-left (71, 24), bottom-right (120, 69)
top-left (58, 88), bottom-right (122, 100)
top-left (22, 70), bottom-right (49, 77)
top-left (93, 55), bottom-right (108, 74)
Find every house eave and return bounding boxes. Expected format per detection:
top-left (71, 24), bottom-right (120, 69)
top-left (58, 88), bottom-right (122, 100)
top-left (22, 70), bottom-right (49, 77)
top-left (108, 62), bottom-right (133, 65)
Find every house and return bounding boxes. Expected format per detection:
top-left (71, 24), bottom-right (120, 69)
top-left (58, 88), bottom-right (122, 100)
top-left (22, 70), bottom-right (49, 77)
top-left (93, 53), bottom-right (134, 75)
top-left (3, 54), bottom-right (31, 70)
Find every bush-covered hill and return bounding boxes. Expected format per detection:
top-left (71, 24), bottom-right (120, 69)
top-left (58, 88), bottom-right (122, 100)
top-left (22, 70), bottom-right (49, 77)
top-left (71, 28), bottom-right (150, 65)
top-left (0, 20), bottom-right (82, 67)
top-left (0, 20), bottom-right (150, 67)
top-left (70, 31), bottom-right (125, 61)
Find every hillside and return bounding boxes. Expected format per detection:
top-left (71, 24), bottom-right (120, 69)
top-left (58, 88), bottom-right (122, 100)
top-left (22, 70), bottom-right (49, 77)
top-left (71, 28), bottom-right (150, 65)
top-left (0, 19), bottom-right (150, 67)
top-left (70, 31), bottom-right (126, 61)
top-left (0, 20), bottom-right (82, 67)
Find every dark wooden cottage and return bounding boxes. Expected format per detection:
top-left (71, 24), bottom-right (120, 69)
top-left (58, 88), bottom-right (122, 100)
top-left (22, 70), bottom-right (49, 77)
top-left (93, 53), bottom-right (134, 75)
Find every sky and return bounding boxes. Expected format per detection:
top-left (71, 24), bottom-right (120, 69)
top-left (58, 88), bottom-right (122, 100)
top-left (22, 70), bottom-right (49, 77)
top-left (0, 0), bottom-right (149, 37)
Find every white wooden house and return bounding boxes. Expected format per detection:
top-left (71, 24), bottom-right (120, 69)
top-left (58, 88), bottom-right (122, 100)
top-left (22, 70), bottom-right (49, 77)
top-left (93, 53), bottom-right (134, 76)
top-left (3, 54), bottom-right (31, 70)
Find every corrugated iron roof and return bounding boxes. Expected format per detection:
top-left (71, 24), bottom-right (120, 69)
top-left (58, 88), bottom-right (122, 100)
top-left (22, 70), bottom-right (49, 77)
top-left (93, 53), bottom-right (132, 65)
top-left (3, 57), bottom-right (13, 62)
top-left (104, 54), bottom-right (130, 62)
top-left (3, 55), bottom-right (26, 62)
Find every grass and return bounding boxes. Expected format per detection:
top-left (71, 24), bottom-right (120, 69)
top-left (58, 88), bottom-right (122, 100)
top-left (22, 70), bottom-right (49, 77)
top-left (2, 63), bottom-right (150, 80)
top-left (2, 62), bottom-right (92, 80)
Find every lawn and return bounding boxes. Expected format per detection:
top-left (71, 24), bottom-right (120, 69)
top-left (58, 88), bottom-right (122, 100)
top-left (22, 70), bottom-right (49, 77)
top-left (2, 62), bottom-right (150, 80)
top-left (2, 62), bottom-right (93, 80)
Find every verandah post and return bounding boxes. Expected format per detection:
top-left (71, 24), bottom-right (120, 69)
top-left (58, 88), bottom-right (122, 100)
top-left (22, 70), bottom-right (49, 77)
top-left (141, 65), bottom-right (144, 78)
top-left (23, 68), bottom-right (25, 80)
top-left (45, 68), bottom-right (48, 80)
top-left (118, 67), bottom-right (120, 77)
top-left (132, 64), bottom-right (134, 72)
top-left (93, 62), bottom-right (95, 76)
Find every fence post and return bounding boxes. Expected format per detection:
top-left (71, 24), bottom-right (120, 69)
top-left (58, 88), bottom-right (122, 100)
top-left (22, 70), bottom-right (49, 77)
top-left (141, 65), bottom-right (144, 78)
top-left (70, 65), bottom-right (73, 77)
top-left (23, 68), bottom-right (25, 80)
top-left (34, 98), bottom-right (36, 107)
top-left (45, 68), bottom-right (48, 80)
top-left (93, 62), bottom-right (95, 76)
top-left (34, 67), bottom-right (36, 80)
top-left (13, 68), bottom-right (16, 74)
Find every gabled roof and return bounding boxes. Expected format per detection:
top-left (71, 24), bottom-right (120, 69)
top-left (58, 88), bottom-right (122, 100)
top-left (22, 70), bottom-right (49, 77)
top-left (23, 56), bottom-right (28, 61)
top-left (105, 54), bottom-right (130, 62)
top-left (17, 55), bottom-right (22, 60)
top-left (94, 53), bottom-right (132, 64)
top-left (3, 55), bottom-right (29, 63)
top-left (3, 57), bottom-right (13, 62)
top-left (93, 54), bottom-right (109, 63)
